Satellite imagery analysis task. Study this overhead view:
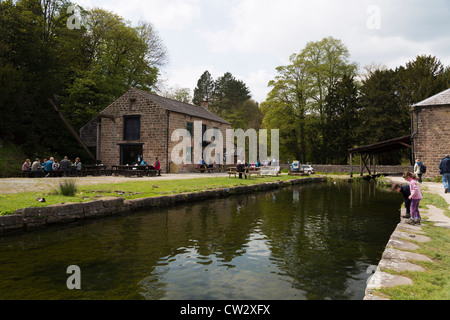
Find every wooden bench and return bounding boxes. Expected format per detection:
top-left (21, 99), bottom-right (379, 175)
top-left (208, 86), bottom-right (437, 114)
top-left (196, 166), bottom-right (215, 173)
top-left (245, 168), bottom-right (261, 179)
top-left (228, 168), bottom-right (237, 177)
top-left (22, 171), bottom-right (42, 178)
top-left (147, 169), bottom-right (161, 177)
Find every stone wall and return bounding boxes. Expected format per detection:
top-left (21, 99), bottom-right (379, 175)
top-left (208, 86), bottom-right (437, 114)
top-left (168, 112), bottom-right (232, 173)
top-left (307, 164), bottom-right (413, 175)
top-left (412, 105), bottom-right (450, 178)
top-left (0, 177), bottom-right (327, 234)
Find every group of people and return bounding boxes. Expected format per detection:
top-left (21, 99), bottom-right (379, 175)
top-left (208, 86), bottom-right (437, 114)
top-left (139, 157), bottom-right (161, 171)
top-left (393, 154), bottom-right (450, 226)
top-left (22, 156), bottom-right (82, 177)
top-left (393, 172), bottom-right (423, 226)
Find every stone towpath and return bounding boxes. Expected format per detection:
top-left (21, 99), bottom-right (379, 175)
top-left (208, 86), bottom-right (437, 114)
top-left (364, 176), bottom-right (450, 300)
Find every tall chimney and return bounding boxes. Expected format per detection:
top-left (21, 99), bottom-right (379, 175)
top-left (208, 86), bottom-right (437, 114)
top-left (201, 101), bottom-right (209, 110)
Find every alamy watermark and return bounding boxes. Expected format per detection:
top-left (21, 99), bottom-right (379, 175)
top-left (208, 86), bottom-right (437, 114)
top-left (67, 5), bottom-right (83, 30)
top-left (66, 265), bottom-right (81, 290)
top-left (171, 121), bottom-right (280, 166)
top-left (367, 5), bottom-right (381, 30)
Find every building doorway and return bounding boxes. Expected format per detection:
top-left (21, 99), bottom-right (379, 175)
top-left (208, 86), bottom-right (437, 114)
top-left (120, 144), bottom-right (143, 165)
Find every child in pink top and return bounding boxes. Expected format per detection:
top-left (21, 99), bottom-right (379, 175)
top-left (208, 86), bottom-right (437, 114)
top-left (403, 172), bottom-right (423, 225)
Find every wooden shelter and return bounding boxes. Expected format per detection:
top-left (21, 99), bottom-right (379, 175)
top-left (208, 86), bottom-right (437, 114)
top-left (348, 135), bottom-right (412, 177)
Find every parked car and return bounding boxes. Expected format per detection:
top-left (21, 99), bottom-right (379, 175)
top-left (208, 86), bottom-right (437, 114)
top-left (301, 164), bottom-right (315, 174)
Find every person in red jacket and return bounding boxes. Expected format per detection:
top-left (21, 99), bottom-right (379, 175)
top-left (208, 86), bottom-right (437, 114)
top-left (154, 157), bottom-right (160, 171)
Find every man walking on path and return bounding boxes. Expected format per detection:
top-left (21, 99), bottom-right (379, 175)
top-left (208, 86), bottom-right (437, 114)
top-left (439, 154), bottom-right (450, 194)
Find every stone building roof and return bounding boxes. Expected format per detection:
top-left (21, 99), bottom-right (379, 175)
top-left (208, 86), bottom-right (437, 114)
top-left (80, 87), bottom-right (231, 147)
top-left (412, 88), bottom-right (450, 107)
top-left (132, 87), bottom-right (231, 125)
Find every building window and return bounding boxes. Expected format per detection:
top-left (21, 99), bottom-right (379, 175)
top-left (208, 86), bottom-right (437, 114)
top-left (123, 115), bottom-right (141, 140)
top-left (187, 122), bottom-right (194, 136)
top-left (186, 147), bottom-right (192, 163)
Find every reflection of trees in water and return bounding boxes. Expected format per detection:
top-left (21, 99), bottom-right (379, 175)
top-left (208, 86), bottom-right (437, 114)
top-left (257, 182), bottom-right (399, 300)
top-left (0, 181), bottom-right (399, 300)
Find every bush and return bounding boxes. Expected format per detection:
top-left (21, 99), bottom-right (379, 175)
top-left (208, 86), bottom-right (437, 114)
top-left (59, 180), bottom-right (77, 197)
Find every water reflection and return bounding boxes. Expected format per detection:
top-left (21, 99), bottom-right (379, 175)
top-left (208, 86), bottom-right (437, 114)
top-left (0, 181), bottom-right (400, 300)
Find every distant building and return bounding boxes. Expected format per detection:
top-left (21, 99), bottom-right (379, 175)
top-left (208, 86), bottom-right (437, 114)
top-left (411, 88), bottom-right (450, 178)
top-left (80, 87), bottom-right (232, 173)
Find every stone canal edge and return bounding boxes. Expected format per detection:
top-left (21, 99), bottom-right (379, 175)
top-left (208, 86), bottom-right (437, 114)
top-left (0, 177), bottom-right (327, 234)
top-left (364, 177), bottom-right (450, 300)
top-left (2, 175), bottom-right (448, 300)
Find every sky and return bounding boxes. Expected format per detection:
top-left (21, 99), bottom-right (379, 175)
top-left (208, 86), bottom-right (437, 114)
top-left (74, 0), bottom-right (450, 103)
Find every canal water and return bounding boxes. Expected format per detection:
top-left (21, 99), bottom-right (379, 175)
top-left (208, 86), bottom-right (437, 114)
top-left (0, 180), bottom-right (400, 300)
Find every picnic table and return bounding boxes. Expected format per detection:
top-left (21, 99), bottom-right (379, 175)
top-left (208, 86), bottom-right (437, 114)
top-left (81, 165), bottom-right (112, 176)
top-left (260, 166), bottom-right (280, 176)
top-left (111, 165), bottom-right (161, 177)
top-left (228, 166), bottom-right (261, 178)
top-left (195, 165), bottom-right (216, 173)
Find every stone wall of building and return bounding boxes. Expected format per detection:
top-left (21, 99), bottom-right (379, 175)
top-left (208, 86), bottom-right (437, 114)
top-left (98, 89), bottom-right (232, 173)
top-left (99, 89), bottom-right (168, 170)
top-left (168, 112), bottom-right (232, 173)
top-left (412, 105), bottom-right (450, 178)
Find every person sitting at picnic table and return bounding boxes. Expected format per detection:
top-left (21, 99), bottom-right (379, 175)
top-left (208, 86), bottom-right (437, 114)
top-left (154, 157), bottom-right (160, 171)
top-left (31, 158), bottom-right (42, 176)
top-left (197, 158), bottom-right (206, 171)
top-left (59, 156), bottom-right (71, 177)
top-left (52, 159), bottom-right (60, 172)
top-left (22, 159), bottom-right (31, 173)
top-left (236, 160), bottom-right (246, 179)
top-left (70, 157), bottom-right (82, 176)
top-left (44, 157), bottom-right (54, 177)
top-left (75, 157), bottom-right (82, 176)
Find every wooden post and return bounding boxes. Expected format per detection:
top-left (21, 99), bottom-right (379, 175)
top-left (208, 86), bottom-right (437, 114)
top-left (360, 153), bottom-right (363, 176)
top-left (350, 152), bottom-right (353, 178)
top-left (48, 99), bottom-right (96, 162)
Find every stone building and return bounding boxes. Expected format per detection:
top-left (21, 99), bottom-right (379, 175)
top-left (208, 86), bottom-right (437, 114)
top-left (411, 88), bottom-right (450, 178)
top-left (80, 87), bottom-right (232, 173)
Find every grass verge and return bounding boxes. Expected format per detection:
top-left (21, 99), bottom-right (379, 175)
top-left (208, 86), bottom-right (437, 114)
top-left (374, 190), bottom-right (450, 300)
top-left (0, 175), bottom-right (303, 215)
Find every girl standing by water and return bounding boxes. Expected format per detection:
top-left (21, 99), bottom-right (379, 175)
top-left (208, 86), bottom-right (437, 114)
top-left (403, 172), bottom-right (423, 225)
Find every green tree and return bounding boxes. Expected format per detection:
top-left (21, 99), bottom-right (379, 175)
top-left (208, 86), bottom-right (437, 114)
top-left (211, 72), bottom-right (251, 118)
top-left (60, 7), bottom-right (167, 130)
top-left (193, 70), bottom-right (215, 106)
top-left (397, 55), bottom-right (449, 107)
top-left (0, 0), bottom-right (168, 163)
top-left (356, 68), bottom-right (408, 164)
top-left (262, 53), bottom-right (311, 162)
top-left (323, 74), bottom-right (359, 164)
top-left (262, 37), bottom-right (358, 163)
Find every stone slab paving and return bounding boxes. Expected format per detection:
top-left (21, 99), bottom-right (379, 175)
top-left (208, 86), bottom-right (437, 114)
top-left (364, 177), bottom-right (450, 300)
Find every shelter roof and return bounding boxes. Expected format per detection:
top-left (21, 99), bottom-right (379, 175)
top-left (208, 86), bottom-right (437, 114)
top-left (349, 135), bottom-right (411, 155)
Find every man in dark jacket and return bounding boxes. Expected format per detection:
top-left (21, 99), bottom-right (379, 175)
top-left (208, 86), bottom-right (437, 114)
top-left (439, 154), bottom-right (450, 193)
top-left (236, 160), bottom-right (246, 179)
top-left (393, 183), bottom-right (411, 218)
top-left (59, 156), bottom-right (71, 177)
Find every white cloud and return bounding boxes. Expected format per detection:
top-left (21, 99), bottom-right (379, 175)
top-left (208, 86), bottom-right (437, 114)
top-left (76, 0), bottom-right (201, 29)
top-left (72, 0), bottom-right (450, 103)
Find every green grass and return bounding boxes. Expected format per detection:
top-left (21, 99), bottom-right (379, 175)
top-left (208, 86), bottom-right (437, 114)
top-left (0, 175), bottom-right (303, 215)
top-left (374, 189), bottom-right (450, 300)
